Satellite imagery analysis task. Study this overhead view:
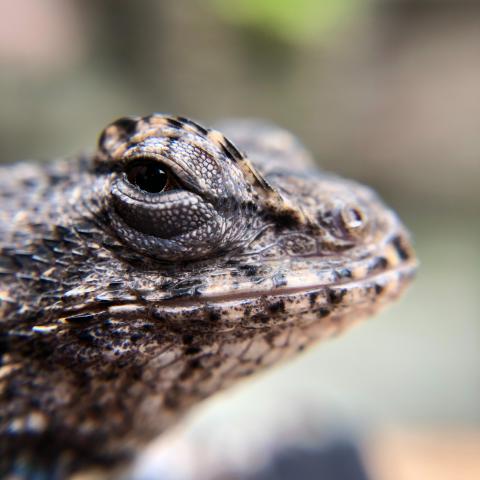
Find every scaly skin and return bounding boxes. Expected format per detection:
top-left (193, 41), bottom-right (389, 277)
top-left (0, 114), bottom-right (416, 478)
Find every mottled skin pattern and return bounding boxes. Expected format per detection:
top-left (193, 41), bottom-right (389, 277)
top-left (0, 115), bottom-right (416, 479)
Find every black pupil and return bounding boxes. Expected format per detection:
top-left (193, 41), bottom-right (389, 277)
top-left (126, 161), bottom-right (169, 193)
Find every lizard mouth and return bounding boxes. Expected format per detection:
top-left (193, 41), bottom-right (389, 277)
top-left (142, 232), bottom-right (417, 327)
top-left (155, 260), bottom-right (416, 308)
top-left (52, 232), bottom-right (416, 330)
top-left (153, 230), bottom-right (416, 303)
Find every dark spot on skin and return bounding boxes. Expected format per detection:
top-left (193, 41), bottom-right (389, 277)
top-left (188, 358), bottom-right (202, 370)
top-left (309, 291), bottom-right (319, 307)
top-left (392, 235), bottom-right (411, 261)
top-left (297, 345), bottom-right (305, 352)
top-left (272, 273), bottom-right (288, 288)
top-left (220, 137), bottom-right (243, 162)
top-left (48, 172), bottom-right (70, 186)
top-left (220, 144), bottom-right (233, 161)
top-left (242, 200), bottom-right (258, 214)
top-left (129, 366), bottom-right (143, 381)
top-left (163, 391), bottom-right (180, 410)
top-left (253, 313), bottom-right (269, 323)
top-left (177, 116), bottom-right (209, 135)
top-left (185, 346), bottom-right (201, 355)
top-left (268, 300), bottom-right (285, 314)
top-left (208, 311), bottom-right (221, 322)
top-left (166, 118), bottom-right (184, 129)
top-left (77, 331), bottom-right (94, 344)
top-left (103, 370), bottom-right (119, 381)
top-left (21, 177), bottom-right (38, 189)
top-left (65, 313), bottom-right (96, 324)
top-left (129, 332), bottom-right (142, 342)
top-left (317, 308), bottom-right (331, 318)
top-left (111, 117), bottom-right (138, 138)
top-left (369, 256), bottom-right (388, 273)
top-left (327, 288), bottom-right (347, 305)
top-left (54, 225), bottom-right (73, 240)
top-left (375, 283), bottom-right (384, 295)
top-left (337, 268), bottom-right (352, 279)
top-left (165, 136), bottom-right (181, 147)
top-left (226, 259), bottom-right (240, 266)
top-left (264, 331), bottom-right (278, 345)
top-left (273, 212), bottom-right (299, 229)
top-left (239, 264), bottom-right (258, 277)
top-left (179, 360), bottom-right (203, 382)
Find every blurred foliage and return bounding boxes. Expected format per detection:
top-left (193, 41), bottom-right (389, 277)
top-left (208, 0), bottom-right (363, 44)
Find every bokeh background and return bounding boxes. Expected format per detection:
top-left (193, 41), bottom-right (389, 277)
top-left (0, 1), bottom-right (478, 479)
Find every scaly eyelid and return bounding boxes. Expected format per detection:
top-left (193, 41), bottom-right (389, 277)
top-left (122, 150), bottom-right (207, 198)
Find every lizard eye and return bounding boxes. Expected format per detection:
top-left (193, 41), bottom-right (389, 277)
top-left (100, 114), bottom-right (256, 261)
top-left (126, 159), bottom-right (172, 193)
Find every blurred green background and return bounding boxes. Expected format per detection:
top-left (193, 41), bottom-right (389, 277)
top-left (0, 1), bottom-right (478, 479)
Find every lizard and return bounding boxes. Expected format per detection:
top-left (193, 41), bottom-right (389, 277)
top-left (0, 114), bottom-right (417, 479)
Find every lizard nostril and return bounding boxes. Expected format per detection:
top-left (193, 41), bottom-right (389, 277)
top-left (341, 207), bottom-right (366, 231)
top-left (316, 204), bottom-right (369, 243)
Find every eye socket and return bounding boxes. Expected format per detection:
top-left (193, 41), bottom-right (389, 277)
top-left (125, 159), bottom-right (171, 193)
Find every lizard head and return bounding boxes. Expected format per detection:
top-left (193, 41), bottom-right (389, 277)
top-left (85, 114), bottom-right (416, 327)
top-left (40, 113), bottom-right (416, 411)
top-left (0, 114), bottom-right (417, 474)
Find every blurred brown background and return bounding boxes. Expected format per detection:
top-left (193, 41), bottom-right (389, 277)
top-left (0, 1), bottom-right (478, 479)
